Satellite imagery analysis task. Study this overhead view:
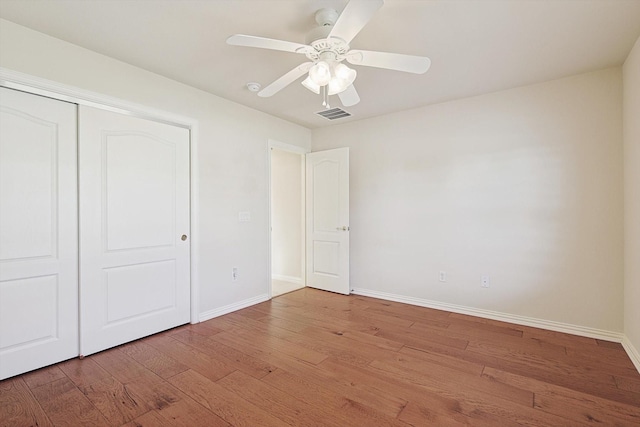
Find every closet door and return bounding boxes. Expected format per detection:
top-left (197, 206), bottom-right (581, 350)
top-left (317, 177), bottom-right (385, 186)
top-left (0, 87), bottom-right (78, 380)
top-left (78, 106), bottom-right (190, 356)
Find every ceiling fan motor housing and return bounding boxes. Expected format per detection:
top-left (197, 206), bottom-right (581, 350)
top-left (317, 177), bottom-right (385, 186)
top-left (305, 24), bottom-right (332, 45)
top-left (305, 8), bottom-right (349, 58)
top-left (314, 8), bottom-right (339, 26)
top-left (304, 9), bottom-right (350, 63)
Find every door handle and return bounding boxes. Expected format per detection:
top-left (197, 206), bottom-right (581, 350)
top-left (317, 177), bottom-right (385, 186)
top-left (181, 234), bottom-right (188, 241)
top-left (336, 226), bottom-right (350, 231)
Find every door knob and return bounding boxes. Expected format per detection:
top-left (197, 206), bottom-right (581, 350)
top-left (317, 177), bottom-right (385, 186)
top-left (181, 234), bottom-right (188, 241)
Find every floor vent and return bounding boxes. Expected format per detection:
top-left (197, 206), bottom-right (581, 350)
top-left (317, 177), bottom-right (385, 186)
top-left (316, 107), bottom-right (351, 120)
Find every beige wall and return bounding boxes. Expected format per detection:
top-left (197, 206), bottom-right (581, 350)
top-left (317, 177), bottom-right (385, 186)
top-left (624, 36), bottom-right (640, 357)
top-left (0, 19), bottom-right (312, 316)
top-left (271, 148), bottom-right (303, 281)
top-left (313, 68), bottom-right (624, 332)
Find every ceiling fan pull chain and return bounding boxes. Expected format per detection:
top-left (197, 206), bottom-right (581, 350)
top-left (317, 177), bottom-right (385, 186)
top-left (323, 85), bottom-right (330, 109)
top-left (322, 85), bottom-right (326, 107)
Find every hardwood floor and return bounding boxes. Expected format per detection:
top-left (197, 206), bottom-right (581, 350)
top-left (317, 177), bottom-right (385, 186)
top-left (2, 288), bottom-right (639, 426)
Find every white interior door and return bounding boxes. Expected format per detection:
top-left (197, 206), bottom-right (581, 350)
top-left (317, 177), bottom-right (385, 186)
top-left (0, 87), bottom-right (78, 379)
top-left (306, 148), bottom-right (350, 294)
top-left (79, 106), bottom-right (190, 356)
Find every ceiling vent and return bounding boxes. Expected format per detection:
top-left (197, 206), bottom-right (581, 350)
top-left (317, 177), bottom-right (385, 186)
top-left (316, 107), bottom-right (351, 120)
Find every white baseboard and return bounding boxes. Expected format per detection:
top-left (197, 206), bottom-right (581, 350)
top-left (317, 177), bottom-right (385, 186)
top-left (195, 287), bottom-right (639, 374)
top-left (622, 336), bottom-right (640, 373)
top-left (198, 293), bottom-right (270, 322)
top-left (351, 288), bottom-right (625, 343)
top-left (272, 274), bottom-right (302, 285)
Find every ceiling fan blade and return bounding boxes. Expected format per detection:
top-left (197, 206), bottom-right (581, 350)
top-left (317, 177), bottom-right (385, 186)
top-left (346, 50), bottom-right (431, 74)
top-left (258, 62), bottom-right (314, 97)
top-left (338, 84), bottom-right (360, 107)
top-left (328, 0), bottom-right (384, 44)
top-left (226, 34), bottom-right (310, 54)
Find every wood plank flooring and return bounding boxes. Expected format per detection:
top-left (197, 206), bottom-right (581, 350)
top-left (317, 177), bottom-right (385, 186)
top-left (2, 288), bottom-right (639, 426)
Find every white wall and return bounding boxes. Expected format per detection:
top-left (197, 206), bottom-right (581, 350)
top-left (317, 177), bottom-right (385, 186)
top-left (313, 68), bottom-right (624, 333)
top-left (0, 19), bottom-right (312, 318)
top-left (271, 148), bottom-right (303, 282)
top-left (1, 18), bottom-right (632, 342)
top-left (623, 36), bottom-right (640, 360)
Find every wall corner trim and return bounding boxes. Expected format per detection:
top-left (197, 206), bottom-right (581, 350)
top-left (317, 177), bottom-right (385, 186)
top-left (622, 336), bottom-right (640, 373)
top-left (199, 294), bottom-right (270, 322)
top-left (351, 287), bottom-right (625, 343)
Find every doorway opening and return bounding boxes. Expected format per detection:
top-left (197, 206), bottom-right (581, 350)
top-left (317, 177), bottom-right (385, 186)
top-left (270, 144), bottom-right (306, 297)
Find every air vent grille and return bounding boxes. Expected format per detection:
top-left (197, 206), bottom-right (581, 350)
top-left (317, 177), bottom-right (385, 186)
top-left (316, 108), bottom-right (351, 120)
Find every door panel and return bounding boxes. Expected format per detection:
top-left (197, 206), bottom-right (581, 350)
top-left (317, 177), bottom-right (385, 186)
top-left (312, 241), bottom-right (340, 276)
top-left (104, 260), bottom-right (176, 323)
top-left (0, 87), bottom-right (78, 379)
top-left (79, 106), bottom-right (190, 356)
top-left (105, 133), bottom-right (176, 250)
top-left (312, 161), bottom-right (341, 232)
top-left (306, 148), bottom-right (350, 294)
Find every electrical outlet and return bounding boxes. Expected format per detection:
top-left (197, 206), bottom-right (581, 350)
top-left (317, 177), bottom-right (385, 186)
top-left (232, 267), bottom-right (238, 281)
top-left (481, 275), bottom-right (490, 288)
top-left (439, 271), bottom-right (446, 282)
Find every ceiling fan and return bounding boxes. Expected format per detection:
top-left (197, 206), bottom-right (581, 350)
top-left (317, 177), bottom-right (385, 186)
top-left (226, 0), bottom-right (431, 108)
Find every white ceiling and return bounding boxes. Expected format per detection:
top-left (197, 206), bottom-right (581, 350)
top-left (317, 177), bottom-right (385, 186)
top-left (1, 0), bottom-right (639, 129)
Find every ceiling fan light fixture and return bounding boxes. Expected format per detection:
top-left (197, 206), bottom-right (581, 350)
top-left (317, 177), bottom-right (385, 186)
top-left (301, 76), bottom-right (321, 94)
top-left (327, 63), bottom-right (356, 95)
top-left (333, 63), bottom-right (352, 80)
top-left (327, 79), bottom-right (345, 95)
top-left (309, 61), bottom-right (331, 86)
top-left (327, 78), bottom-right (348, 95)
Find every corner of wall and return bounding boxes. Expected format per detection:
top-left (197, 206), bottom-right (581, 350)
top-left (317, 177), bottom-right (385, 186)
top-left (622, 336), bottom-right (640, 373)
top-left (623, 34), bottom-right (640, 374)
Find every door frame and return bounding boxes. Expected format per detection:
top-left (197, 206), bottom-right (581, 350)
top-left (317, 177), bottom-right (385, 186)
top-left (267, 139), bottom-right (309, 299)
top-left (0, 67), bottom-right (201, 324)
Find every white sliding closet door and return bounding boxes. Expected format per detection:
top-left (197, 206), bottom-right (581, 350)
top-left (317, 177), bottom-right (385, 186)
top-left (0, 87), bottom-right (78, 379)
top-left (79, 106), bottom-right (190, 356)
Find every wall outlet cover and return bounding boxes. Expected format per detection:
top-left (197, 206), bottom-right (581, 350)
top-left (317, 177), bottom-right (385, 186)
top-left (481, 275), bottom-right (490, 288)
